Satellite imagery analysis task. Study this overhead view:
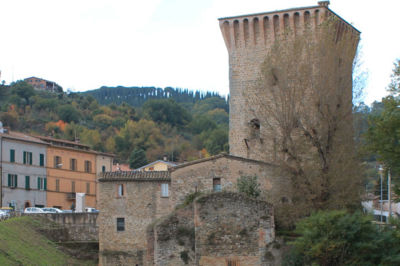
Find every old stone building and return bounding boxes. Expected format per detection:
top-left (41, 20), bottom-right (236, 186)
top-left (98, 154), bottom-right (284, 265)
top-left (98, 2), bottom-right (359, 265)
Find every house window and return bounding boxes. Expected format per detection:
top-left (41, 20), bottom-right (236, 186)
top-left (71, 181), bottom-right (75, 193)
top-left (23, 151), bottom-right (33, 165)
top-left (86, 182), bottom-right (90, 194)
top-left (102, 166), bottom-right (106, 173)
top-left (118, 184), bottom-right (124, 197)
top-left (56, 179), bottom-right (60, 192)
top-left (213, 178), bottom-right (222, 192)
top-left (37, 177), bottom-right (47, 190)
top-left (8, 174), bottom-right (17, 188)
top-left (70, 158), bottom-right (77, 171)
top-left (54, 156), bottom-right (62, 168)
top-left (25, 176), bottom-right (30, 189)
top-left (161, 183), bottom-right (169, 197)
top-left (10, 149), bottom-right (15, 163)
top-left (39, 154), bottom-right (45, 166)
top-left (116, 218), bottom-right (125, 231)
top-left (84, 160), bottom-right (92, 173)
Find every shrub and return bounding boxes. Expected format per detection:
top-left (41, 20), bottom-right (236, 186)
top-left (237, 176), bottom-right (261, 198)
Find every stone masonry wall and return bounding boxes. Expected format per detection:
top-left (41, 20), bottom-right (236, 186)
top-left (98, 180), bottom-right (172, 266)
top-left (148, 192), bottom-right (277, 266)
top-left (171, 155), bottom-right (291, 209)
top-left (25, 213), bottom-right (98, 242)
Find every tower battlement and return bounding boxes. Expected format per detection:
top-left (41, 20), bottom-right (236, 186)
top-left (219, 2), bottom-right (359, 53)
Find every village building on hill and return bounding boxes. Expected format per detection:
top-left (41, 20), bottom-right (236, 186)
top-left (24, 76), bottom-right (63, 93)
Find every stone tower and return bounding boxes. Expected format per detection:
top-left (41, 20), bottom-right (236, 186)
top-left (219, 1), bottom-right (360, 162)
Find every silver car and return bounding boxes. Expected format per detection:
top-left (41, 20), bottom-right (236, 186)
top-left (42, 207), bottom-right (63, 213)
top-left (24, 207), bottom-right (45, 214)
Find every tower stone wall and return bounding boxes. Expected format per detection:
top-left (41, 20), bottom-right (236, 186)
top-left (219, 1), bottom-right (360, 162)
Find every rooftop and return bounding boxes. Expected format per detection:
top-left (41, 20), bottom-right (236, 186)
top-left (99, 171), bottom-right (170, 182)
top-left (0, 131), bottom-right (48, 145)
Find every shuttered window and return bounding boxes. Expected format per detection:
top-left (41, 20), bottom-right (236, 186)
top-left (8, 174), bottom-right (17, 188)
top-left (10, 149), bottom-right (15, 162)
top-left (25, 176), bottom-right (30, 189)
top-left (39, 154), bottom-right (44, 166)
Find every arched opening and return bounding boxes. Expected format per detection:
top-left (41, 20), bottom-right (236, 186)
top-left (263, 16), bottom-right (270, 43)
top-left (253, 17), bottom-right (259, 44)
top-left (273, 15), bottom-right (280, 37)
top-left (243, 18), bottom-right (249, 46)
top-left (283, 13), bottom-right (290, 31)
top-left (233, 20), bottom-right (240, 47)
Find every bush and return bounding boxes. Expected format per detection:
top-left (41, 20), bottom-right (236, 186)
top-left (237, 176), bottom-right (261, 198)
top-left (285, 210), bottom-right (400, 266)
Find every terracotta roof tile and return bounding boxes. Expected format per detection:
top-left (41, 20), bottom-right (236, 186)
top-left (99, 171), bottom-right (170, 182)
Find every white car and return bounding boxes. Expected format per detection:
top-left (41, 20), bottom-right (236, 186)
top-left (24, 207), bottom-right (45, 214)
top-left (85, 207), bottom-right (99, 213)
top-left (0, 210), bottom-right (9, 218)
top-left (42, 207), bottom-right (63, 213)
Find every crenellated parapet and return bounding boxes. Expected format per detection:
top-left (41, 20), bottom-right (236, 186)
top-left (218, 1), bottom-right (359, 53)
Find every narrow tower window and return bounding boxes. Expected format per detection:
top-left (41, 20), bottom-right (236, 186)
top-left (250, 119), bottom-right (260, 138)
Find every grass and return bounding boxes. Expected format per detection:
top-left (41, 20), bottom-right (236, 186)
top-left (0, 216), bottom-right (96, 265)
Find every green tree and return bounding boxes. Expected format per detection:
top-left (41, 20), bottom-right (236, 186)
top-left (285, 210), bottom-right (400, 266)
top-left (10, 81), bottom-right (35, 105)
top-left (57, 105), bottom-right (80, 123)
top-left (129, 148), bottom-right (148, 169)
top-left (143, 99), bottom-right (191, 128)
top-left (204, 128), bottom-right (228, 155)
top-left (365, 60), bottom-right (400, 173)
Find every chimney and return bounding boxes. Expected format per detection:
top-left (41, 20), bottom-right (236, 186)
top-left (318, 1), bottom-right (330, 7)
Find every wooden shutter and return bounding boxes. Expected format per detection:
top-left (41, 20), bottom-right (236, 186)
top-left (40, 154), bottom-right (44, 166)
top-left (29, 153), bottom-right (32, 165)
top-left (25, 176), bottom-right (30, 189)
top-left (44, 178), bottom-right (47, 190)
top-left (8, 174), bottom-right (11, 187)
top-left (23, 151), bottom-right (26, 164)
top-left (10, 150), bottom-right (15, 162)
top-left (37, 177), bottom-right (41, 189)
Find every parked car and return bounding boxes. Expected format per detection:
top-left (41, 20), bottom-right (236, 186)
top-left (24, 207), bottom-right (45, 214)
top-left (0, 207), bottom-right (14, 216)
top-left (0, 210), bottom-right (9, 218)
top-left (85, 207), bottom-right (99, 213)
top-left (42, 207), bottom-right (63, 213)
top-left (62, 210), bottom-right (73, 213)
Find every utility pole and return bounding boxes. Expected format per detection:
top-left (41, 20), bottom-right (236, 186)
top-left (379, 165), bottom-right (384, 223)
top-left (388, 169), bottom-right (392, 223)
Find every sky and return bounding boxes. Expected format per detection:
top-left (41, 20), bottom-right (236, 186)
top-left (0, 0), bottom-right (399, 104)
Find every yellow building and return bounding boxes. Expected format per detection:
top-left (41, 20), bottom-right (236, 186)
top-left (136, 159), bottom-right (177, 171)
top-left (38, 136), bottom-right (108, 210)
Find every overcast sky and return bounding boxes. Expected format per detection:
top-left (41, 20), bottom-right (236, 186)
top-left (0, 0), bottom-right (399, 104)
